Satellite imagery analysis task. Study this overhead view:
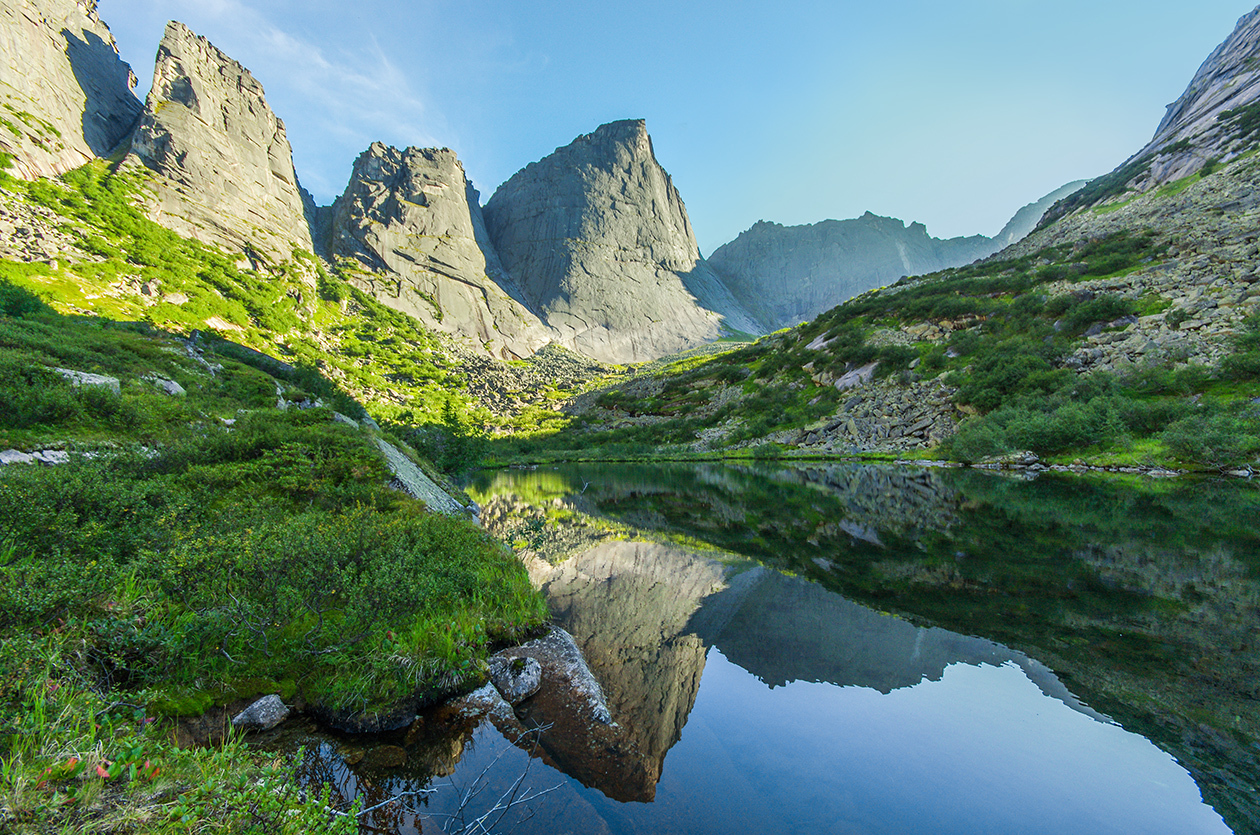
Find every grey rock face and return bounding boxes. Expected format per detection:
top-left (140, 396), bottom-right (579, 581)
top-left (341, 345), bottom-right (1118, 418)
top-left (1136, 6), bottom-right (1260, 185)
top-left (231, 694), bottom-right (289, 731)
top-left (375, 439), bottom-right (465, 516)
top-left (0, 0), bottom-right (141, 179)
top-left (485, 119), bottom-right (762, 363)
top-left (1045, 4), bottom-right (1260, 216)
top-left (708, 213), bottom-right (997, 331)
top-left (487, 654), bottom-right (542, 703)
top-left (123, 21), bottom-right (312, 262)
top-left (328, 143), bottom-right (552, 359)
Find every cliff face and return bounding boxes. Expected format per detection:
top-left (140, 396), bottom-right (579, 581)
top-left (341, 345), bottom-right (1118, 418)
top-left (707, 213), bottom-right (997, 331)
top-left (1042, 6), bottom-right (1260, 223)
top-left (1137, 6), bottom-right (1260, 184)
top-left (327, 143), bottom-right (552, 359)
top-left (0, 0), bottom-right (141, 179)
top-left (123, 21), bottom-right (312, 262)
top-left (484, 120), bottom-right (761, 363)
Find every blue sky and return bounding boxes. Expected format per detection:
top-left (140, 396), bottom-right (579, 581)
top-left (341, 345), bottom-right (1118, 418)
top-left (105, 1), bottom-right (1256, 253)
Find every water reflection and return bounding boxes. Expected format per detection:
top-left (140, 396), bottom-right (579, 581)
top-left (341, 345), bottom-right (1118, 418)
top-left (267, 463), bottom-right (1258, 834)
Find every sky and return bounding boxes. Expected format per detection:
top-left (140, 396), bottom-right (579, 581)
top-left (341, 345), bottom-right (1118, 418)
top-left (103, 1), bottom-right (1257, 255)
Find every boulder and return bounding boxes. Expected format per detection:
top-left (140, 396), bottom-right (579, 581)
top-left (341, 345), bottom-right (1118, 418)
top-left (144, 375), bottom-right (186, 396)
top-left (508, 626), bottom-right (613, 726)
top-left (835, 362), bottom-right (877, 390)
top-left (230, 694), bottom-right (288, 731)
top-left (123, 22), bottom-right (313, 262)
top-left (487, 654), bottom-right (542, 704)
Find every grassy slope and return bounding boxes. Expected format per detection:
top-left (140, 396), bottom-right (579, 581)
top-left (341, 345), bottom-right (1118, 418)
top-left (0, 181), bottom-right (549, 829)
top-left (517, 160), bottom-right (1260, 471)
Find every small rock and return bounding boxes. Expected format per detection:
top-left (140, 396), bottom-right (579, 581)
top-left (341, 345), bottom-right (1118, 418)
top-left (231, 694), bottom-right (289, 731)
top-left (53, 367), bottom-right (120, 395)
top-left (145, 375), bottom-right (186, 396)
top-left (361, 745), bottom-right (407, 769)
top-left (32, 450), bottom-right (69, 465)
top-left (488, 655), bottom-right (543, 704)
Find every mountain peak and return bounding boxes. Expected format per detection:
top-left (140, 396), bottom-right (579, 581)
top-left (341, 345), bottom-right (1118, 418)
top-left (0, 0), bottom-right (141, 178)
top-left (484, 121), bottom-right (760, 362)
top-left (123, 20), bottom-right (312, 261)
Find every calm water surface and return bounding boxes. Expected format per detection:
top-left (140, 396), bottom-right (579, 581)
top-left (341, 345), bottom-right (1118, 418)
top-left (262, 463), bottom-right (1260, 834)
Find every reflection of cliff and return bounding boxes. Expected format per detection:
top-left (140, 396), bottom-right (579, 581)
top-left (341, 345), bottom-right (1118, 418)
top-left (526, 541), bottom-right (731, 801)
top-left (689, 567), bottom-right (1106, 721)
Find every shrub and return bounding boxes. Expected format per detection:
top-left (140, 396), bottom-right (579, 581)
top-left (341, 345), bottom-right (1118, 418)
top-left (1161, 412), bottom-right (1260, 467)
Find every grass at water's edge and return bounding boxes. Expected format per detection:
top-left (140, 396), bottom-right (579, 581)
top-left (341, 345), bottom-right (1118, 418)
top-left (0, 288), bottom-right (548, 833)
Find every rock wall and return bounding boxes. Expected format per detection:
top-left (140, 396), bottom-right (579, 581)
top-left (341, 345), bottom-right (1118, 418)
top-left (527, 540), bottom-right (728, 801)
top-left (484, 119), bottom-right (761, 363)
top-left (0, 0), bottom-right (141, 179)
top-left (708, 213), bottom-right (997, 332)
top-left (327, 143), bottom-right (552, 359)
top-left (1136, 5), bottom-right (1260, 184)
top-left (123, 21), bottom-right (312, 262)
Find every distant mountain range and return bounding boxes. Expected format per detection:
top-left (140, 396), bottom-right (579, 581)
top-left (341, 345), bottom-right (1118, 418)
top-left (0, 0), bottom-right (1089, 364)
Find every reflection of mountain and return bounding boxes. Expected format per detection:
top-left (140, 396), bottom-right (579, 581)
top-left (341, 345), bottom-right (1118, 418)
top-left (526, 541), bottom-right (729, 801)
top-left (478, 462), bottom-right (1260, 833)
top-left (520, 536), bottom-right (1113, 803)
top-left (690, 566), bottom-right (1106, 720)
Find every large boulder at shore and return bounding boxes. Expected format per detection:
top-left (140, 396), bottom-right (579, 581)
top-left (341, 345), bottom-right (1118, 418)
top-left (487, 654), bottom-right (542, 704)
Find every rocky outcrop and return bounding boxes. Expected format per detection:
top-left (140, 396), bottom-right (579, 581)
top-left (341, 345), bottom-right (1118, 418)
top-left (123, 21), bottom-right (312, 262)
top-left (484, 120), bottom-right (762, 363)
top-left (1136, 6), bottom-right (1260, 183)
top-left (375, 439), bottom-right (465, 515)
top-left (1044, 6), bottom-right (1260, 222)
top-left (0, 0), bottom-right (141, 179)
top-left (327, 143), bottom-right (552, 359)
top-left (707, 214), bottom-right (996, 332)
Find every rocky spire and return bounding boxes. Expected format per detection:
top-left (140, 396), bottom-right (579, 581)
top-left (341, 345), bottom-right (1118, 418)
top-left (0, 0), bottom-right (142, 179)
top-left (484, 119), bottom-right (760, 364)
top-left (327, 142), bottom-right (553, 359)
top-left (123, 21), bottom-right (312, 262)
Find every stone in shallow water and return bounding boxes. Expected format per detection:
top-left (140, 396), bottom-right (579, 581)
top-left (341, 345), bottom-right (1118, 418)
top-left (361, 745), bottom-right (407, 769)
top-left (488, 655), bottom-right (542, 704)
top-left (231, 694), bottom-right (289, 731)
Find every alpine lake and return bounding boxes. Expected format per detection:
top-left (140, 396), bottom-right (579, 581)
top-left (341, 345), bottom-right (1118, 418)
top-left (254, 462), bottom-right (1260, 835)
